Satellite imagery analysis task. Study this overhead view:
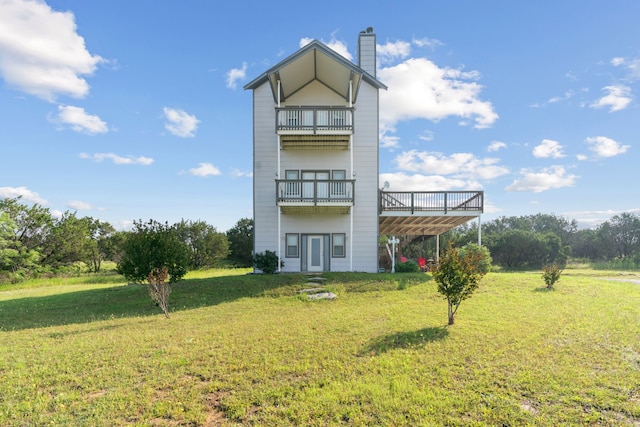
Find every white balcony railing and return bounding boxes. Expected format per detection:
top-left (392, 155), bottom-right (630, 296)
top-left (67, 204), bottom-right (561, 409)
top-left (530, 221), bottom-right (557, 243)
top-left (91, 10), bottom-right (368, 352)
top-left (276, 107), bottom-right (353, 133)
top-left (379, 191), bottom-right (484, 214)
top-left (277, 180), bottom-right (355, 204)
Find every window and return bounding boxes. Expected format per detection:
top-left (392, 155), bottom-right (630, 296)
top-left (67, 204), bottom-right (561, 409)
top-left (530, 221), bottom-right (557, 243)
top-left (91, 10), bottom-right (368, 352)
top-left (332, 233), bottom-right (345, 257)
top-left (286, 233), bottom-right (299, 258)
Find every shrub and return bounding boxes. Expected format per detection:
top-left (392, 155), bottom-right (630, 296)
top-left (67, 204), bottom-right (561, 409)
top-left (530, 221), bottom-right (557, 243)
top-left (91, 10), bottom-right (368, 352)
top-left (116, 220), bottom-right (190, 284)
top-left (542, 263), bottom-right (562, 289)
top-left (254, 250), bottom-right (279, 274)
top-left (457, 243), bottom-right (492, 273)
top-left (395, 259), bottom-right (420, 273)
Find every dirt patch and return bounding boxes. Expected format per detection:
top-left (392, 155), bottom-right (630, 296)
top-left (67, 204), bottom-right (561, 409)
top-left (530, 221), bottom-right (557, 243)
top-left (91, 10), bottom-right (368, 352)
top-left (204, 391), bottom-right (229, 426)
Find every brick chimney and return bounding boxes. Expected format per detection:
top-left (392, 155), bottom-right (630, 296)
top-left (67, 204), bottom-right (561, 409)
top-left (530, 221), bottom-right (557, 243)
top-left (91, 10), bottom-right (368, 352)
top-left (358, 27), bottom-right (376, 77)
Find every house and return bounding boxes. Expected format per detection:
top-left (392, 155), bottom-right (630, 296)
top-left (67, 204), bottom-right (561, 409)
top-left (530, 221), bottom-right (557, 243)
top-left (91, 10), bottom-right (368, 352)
top-left (244, 28), bottom-right (483, 273)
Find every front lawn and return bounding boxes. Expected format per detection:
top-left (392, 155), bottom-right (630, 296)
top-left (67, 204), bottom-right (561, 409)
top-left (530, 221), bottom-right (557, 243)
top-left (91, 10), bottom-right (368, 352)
top-left (0, 269), bottom-right (638, 425)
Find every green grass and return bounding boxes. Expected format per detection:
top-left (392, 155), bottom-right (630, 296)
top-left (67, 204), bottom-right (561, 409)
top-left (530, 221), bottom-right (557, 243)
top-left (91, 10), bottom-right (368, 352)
top-left (0, 269), bottom-right (639, 426)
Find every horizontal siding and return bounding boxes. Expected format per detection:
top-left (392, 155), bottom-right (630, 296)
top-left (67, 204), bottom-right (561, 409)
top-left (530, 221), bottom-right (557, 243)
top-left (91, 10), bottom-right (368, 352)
top-left (253, 84), bottom-right (278, 260)
top-left (252, 73), bottom-right (381, 273)
top-left (350, 83), bottom-right (379, 272)
top-left (279, 213), bottom-right (350, 272)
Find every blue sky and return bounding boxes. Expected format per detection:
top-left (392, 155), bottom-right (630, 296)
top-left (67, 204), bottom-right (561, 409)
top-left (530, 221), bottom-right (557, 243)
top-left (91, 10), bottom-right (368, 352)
top-left (1, 0), bottom-right (638, 231)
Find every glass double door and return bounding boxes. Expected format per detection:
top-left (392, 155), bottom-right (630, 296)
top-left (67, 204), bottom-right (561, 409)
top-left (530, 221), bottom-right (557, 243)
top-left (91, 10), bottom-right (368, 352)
top-left (302, 171), bottom-right (329, 199)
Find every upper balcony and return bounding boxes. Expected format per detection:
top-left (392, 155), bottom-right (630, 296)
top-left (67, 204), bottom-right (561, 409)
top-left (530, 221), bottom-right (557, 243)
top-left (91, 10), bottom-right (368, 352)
top-left (276, 106), bottom-right (353, 150)
top-left (276, 179), bottom-right (355, 214)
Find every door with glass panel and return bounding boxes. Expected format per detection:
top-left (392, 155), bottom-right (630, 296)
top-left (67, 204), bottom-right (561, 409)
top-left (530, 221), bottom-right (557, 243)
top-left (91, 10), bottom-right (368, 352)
top-left (307, 235), bottom-right (324, 272)
top-left (302, 171), bottom-right (329, 201)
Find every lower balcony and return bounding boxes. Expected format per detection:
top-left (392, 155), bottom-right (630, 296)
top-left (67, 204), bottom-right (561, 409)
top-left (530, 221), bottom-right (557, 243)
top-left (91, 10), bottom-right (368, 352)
top-left (276, 179), bottom-right (354, 214)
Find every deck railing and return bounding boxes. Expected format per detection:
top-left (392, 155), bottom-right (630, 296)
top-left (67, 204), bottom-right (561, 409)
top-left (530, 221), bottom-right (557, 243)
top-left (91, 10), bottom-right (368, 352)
top-left (277, 180), bottom-right (355, 204)
top-left (276, 107), bottom-right (354, 133)
top-left (379, 191), bottom-right (483, 214)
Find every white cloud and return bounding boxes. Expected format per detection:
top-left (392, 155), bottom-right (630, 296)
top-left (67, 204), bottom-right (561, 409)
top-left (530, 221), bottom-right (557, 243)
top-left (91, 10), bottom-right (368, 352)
top-left (230, 168), bottom-right (252, 178)
top-left (226, 62), bottom-right (247, 89)
top-left (585, 136), bottom-right (630, 158)
top-left (394, 150), bottom-right (509, 180)
top-left (377, 40), bottom-right (411, 64)
top-left (380, 133), bottom-right (400, 149)
top-left (379, 58), bottom-right (498, 135)
top-left (163, 107), bottom-right (199, 137)
top-left (380, 172), bottom-right (479, 192)
top-left (0, 0), bottom-right (103, 101)
top-left (548, 90), bottom-right (574, 104)
top-left (412, 37), bottom-right (443, 50)
top-left (51, 105), bottom-right (108, 134)
top-left (611, 56), bottom-right (640, 81)
top-left (533, 139), bottom-right (565, 158)
top-left (189, 163), bottom-right (221, 177)
top-left (590, 85), bottom-right (632, 112)
top-left (67, 200), bottom-right (94, 210)
top-left (487, 141), bottom-right (506, 152)
top-left (611, 57), bottom-right (625, 67)
top-left (79, 152), bottom-right (154, 165)
top-left (418, 130), bottom-right (435, 142)
top-left (0, 186), bottom-right (47, 204)
top-left (505, 166), bottom-right (577, 193)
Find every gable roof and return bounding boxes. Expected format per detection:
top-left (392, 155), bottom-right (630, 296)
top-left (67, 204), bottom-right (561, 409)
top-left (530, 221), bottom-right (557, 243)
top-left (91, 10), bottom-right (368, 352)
top-left (243, 40), bottom-right (386, 104)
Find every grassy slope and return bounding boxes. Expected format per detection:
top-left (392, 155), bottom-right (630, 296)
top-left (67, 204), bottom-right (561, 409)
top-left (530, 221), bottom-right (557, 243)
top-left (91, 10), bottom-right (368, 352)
top-left (0, 269), bottom-right (638, 426)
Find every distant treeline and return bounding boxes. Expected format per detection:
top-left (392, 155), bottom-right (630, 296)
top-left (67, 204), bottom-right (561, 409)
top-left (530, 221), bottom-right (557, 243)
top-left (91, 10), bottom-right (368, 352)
top-left (0, 197), bottom-right (253, 284)
top-left (401, 212), bottom-right (640, 270)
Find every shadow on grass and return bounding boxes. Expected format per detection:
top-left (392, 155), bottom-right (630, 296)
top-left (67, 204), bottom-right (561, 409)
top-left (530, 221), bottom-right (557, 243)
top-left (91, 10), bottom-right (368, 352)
top-left (361, 326), bottom-right (449, 356)
top-left (533, 286), bottom-right (555, 292)
top-left (0, 273), bottom-right (308, 331)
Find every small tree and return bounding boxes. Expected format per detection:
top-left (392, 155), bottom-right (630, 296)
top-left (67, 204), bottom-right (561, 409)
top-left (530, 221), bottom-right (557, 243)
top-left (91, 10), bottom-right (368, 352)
top-left (117, 220), bottom-right (190, 284)
top-left (542, 263), bottom-right (562, 289)
top-left (431, 244), bottom-right (487, 325)
top-left (148, 267), bottom-right (171, 318)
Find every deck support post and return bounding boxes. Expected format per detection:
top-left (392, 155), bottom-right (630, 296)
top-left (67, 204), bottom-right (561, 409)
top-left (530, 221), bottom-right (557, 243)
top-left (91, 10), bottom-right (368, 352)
top-left (388, 236), bottom-right (399, 273)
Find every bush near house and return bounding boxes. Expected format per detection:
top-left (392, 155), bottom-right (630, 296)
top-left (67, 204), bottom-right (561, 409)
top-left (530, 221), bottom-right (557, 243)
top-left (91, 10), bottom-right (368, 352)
top-left (254, 250), bottom-right (279, 274)
top-left (395, 259), bottom-right (420, 273)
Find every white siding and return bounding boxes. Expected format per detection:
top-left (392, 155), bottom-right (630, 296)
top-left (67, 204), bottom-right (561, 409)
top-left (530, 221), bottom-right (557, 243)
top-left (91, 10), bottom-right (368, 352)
top-left (252, 56), bottom-right (381, 273)
top-left (350, 82), bottom-right (379, 272)
top-left (253, 83), bottom-right (279, 264)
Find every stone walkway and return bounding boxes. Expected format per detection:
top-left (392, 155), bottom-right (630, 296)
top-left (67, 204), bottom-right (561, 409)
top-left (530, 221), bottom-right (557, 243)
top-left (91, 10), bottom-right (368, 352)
top-left (298, 274), bottom-right (336, 300)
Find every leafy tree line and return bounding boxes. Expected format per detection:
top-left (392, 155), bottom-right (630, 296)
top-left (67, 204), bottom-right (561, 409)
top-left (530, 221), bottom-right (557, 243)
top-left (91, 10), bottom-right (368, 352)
top-left (0, 197), bottom-right (254, 283)
top-left (402, 212), bottom-right (640, 269)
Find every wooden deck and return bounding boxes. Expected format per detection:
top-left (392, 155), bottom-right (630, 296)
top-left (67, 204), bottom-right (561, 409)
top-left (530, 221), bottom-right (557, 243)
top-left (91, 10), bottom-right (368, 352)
top-left (379, 190), bottom-right (483, 236)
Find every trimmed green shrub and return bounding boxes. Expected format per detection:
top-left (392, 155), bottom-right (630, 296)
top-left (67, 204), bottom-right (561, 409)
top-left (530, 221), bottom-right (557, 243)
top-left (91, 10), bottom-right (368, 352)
top-left (254, 250), bottom-right (279, 274)
top-left (395, 259), bottom-right (420, 273)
